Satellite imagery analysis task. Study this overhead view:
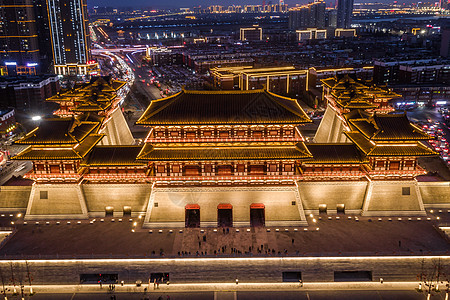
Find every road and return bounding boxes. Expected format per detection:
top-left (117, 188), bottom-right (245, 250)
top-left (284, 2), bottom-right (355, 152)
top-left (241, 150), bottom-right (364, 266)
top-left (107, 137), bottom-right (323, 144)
top-left (0, 160), bottom-right (32, 185)
top-left (406, 106), bottom-right (450, 137)
top-left (0, 144), bottom-right (33, 185)
top-left (126, 51), bottom-right (164, 101)
top-left (19, 290), bottom-right (448, 299)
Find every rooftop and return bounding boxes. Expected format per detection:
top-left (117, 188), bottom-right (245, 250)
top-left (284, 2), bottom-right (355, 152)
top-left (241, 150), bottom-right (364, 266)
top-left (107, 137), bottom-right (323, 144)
top-left (82, 146), bottom-right (146, 166)
top-left (15, 118), bottom-right (101, 145)
top-left (349, 113), bottom-right (430, 141)
top-left (13, 134), bottom-right (104, 160)
top-left (304, 143), bottom-right (367, 164)
top-left (136, 89), bottom-right (311, 126)
top-left (345, 132), bottom-right (436, 157)
top-left (0, 74), bottom-right (58, 86)
top-left (137, 142), bottom-right (312, 161)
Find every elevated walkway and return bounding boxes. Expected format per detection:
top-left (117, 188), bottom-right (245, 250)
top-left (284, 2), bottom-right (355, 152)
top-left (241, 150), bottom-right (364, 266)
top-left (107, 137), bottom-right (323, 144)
top-left (314, 106), bottom-right (349, 143)
top-left (99, 107), bottom-right (134, 145)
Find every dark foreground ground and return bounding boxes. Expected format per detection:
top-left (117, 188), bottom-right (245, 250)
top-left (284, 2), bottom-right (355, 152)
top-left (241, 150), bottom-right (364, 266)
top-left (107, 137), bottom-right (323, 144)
top-left (23, 290), bottom-right (449, 300)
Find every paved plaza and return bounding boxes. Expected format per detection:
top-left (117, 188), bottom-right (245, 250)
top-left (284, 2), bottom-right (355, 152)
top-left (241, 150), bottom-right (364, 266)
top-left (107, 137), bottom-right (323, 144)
top-left (0, 211), bottom-right (449, 257)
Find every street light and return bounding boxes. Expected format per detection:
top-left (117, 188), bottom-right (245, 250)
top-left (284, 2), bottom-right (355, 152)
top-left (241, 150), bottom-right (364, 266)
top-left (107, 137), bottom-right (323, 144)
top-left (31, 116), bottom-right (41, 121)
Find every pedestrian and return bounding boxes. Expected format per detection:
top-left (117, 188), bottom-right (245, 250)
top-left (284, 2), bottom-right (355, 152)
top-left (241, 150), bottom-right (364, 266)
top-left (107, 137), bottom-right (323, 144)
top-left (236, 278), bottom-right (239, 285)
top-left (226, 228), bottom-right (229, 234)
top-left (199, 241), bottom-right (201, 247)
top-left (299, 279), bottom-right (303, 287)
top-left (398, 240), bottom-right (401, 247)
top-left (223, 228), bottom-right (225, 234)
top-left (292, 238), bottom-right (294, 244)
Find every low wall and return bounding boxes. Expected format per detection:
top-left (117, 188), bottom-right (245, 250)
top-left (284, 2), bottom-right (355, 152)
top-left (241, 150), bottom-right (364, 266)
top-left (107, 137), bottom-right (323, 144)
top-left (1, 256), bottom-right (448, 284)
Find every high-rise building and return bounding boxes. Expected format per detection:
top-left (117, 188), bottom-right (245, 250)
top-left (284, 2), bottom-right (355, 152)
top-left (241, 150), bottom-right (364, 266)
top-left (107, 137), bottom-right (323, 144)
top-left (46, 0), bottom-right (98, 75)
top-left (336, 0), bottom-right (354, 29)
top-left (33, 0), bottom-right (53, 73)
top-left (0, 0), bottom-right (40, 75)
top-left (288, 1), bottom-right (326, 30)
top-left (325, 8), bottom-right (337, 27)
top-left (441, 28), bottom-right (450, 58)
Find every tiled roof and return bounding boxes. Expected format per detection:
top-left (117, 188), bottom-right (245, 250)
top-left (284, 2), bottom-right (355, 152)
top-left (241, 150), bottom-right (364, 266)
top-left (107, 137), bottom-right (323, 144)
top-left (13, 134), bottom-right (104, 160)
top-left (81, 146), bottom-right (146, 166)
top-left (15, 118), bottom-right (100, 145)
top-left (349, 113), bottom-right (430, 141)
top-left (344, 110), bottom-right (372, 131)
top-left (136, 89), bottom-right (311, 125)
top-left (332, 89), bottom-right (378, 110)
top-left (368, 142), bottom-right (436, 156)
top-left (345, 132), bottom-right (436, 157)
top-left (78, 77), bottom-right (126, 93)
top-left (46, 77), bottom-right (125, 112)
top-left (137, 142), bottom-right (312, 161)
top-left (304, 143), bottom-right (367, 164)
top-left (321, 75), bottom-right (367, 90)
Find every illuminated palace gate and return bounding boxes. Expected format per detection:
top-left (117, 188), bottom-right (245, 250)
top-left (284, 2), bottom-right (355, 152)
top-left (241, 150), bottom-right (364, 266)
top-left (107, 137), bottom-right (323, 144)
top-left (12, 87), bottom-right (437, 225)
top-left (134, 90), bottom-right (312, 228)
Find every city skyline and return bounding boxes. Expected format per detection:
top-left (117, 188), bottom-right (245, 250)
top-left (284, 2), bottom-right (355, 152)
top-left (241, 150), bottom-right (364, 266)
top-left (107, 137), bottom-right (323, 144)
top-left (88, 0), bottom-right (422, 9)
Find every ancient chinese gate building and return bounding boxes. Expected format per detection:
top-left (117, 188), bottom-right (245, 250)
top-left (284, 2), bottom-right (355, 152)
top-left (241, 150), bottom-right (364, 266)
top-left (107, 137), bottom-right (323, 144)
top-left (135, 89), bottom-right (312, 186)
top-left (10, 83), bottom-right (438, 224)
